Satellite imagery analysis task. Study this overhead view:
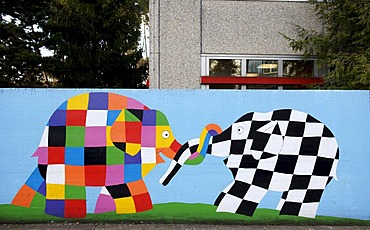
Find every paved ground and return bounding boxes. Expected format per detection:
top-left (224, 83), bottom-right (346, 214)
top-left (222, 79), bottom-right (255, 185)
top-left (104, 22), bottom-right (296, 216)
top-left (1, 224), bottom-right (369, 230)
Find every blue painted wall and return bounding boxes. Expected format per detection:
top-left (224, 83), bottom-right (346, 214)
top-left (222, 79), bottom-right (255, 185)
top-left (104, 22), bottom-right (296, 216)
top-left (0, 89), bottom-right (369, 220)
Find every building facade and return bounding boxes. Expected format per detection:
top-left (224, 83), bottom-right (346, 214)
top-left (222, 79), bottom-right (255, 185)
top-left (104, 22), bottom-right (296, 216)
top-left (149, 0), bottom-right (324, 89)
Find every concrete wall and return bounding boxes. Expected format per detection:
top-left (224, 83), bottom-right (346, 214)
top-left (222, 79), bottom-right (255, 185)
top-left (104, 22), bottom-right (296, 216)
top-left (149, 0), bottom-right (323, 89)
top-left (0, 89), bottom-right (369, 223)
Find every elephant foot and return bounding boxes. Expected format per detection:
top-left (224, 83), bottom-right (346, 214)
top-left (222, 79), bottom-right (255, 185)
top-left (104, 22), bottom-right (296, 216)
top-left (214, 192), bottom-right (258, 217)
top-left (106, 179), bottom-right (153, 214)
top-left (45, 199), bottom-right (86, 218)
top-left (95, 187), bottom-right (116, 214)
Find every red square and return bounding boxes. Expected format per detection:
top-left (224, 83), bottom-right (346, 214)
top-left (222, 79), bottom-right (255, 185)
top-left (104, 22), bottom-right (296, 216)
top-left (133, 192), bottom-right (152, 212)
top-left (125, 122), bottom-right (142, 143)
top-left (66, 110), bottom-right (87, 126)
top-left (48, 147), bottom-right (65, 164)
top-left (85, 166), bottom-right (106, 186)
top-left (64, 200), bottom-right (86, 218)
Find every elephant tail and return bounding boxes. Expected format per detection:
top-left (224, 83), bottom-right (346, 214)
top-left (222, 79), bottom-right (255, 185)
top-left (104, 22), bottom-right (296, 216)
top-left (12, 167), bottom-right (45, 207)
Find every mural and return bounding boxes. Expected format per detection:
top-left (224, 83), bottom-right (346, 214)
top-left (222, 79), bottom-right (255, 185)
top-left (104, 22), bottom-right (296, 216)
top-left (2, 90), bottom-right (369, 223)
top-left (11, 92), bottom-right (182, 218)
top-left (161, 109), bottom-right (339, 218)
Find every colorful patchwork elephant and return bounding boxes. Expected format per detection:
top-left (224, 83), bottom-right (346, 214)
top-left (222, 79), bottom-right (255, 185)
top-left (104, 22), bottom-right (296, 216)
top-left (12, 92), bottom-right (182, 218)
top-left (161, 109), bottom-right (339, 218)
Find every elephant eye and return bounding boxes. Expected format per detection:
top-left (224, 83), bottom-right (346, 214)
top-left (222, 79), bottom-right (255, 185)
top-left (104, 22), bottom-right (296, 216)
top-left (162, 130), bottom-right (170, 139)
top-left (237, 126), bottom-right (244, 134)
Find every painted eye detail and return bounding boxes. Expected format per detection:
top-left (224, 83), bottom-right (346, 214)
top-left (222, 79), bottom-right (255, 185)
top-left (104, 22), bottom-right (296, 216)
top-left (237, 126), bottom-right (244, 134)
top-left (162, 130), bottom-right (170, 139)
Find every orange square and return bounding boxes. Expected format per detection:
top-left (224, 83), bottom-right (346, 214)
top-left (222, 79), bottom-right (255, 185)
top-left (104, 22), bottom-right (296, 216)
top-left (127, 179), bottom-right (148, 196)
top-left (65, 165), bottom-right (85, 186)
top-left (108, 93), bottom-right (127, 110)
top-left (110, 121), bottom-right (126, 143)
top-left (11, 184), bottom-right (36, 207)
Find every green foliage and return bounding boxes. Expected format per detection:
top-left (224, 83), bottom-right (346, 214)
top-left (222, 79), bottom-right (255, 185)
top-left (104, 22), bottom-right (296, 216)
top-left (284, 0), bottom-right (370, 89)
top-left (0, 0), bottom-right (149, 88)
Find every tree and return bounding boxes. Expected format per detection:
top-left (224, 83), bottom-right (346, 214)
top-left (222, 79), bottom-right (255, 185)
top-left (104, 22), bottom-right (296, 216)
top-left (284, 0), bottom-right (370, 89)
top-left (46, 0), bottom-right (148, 88)
top-left (0, 0), bottom-right (53, 87)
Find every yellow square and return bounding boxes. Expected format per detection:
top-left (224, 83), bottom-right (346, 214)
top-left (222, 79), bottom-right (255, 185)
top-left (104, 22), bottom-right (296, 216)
top-left (106, 126), bottom-right (114, 146)
top-left (114, 197), bottom-right (136, 214)
top-left (142, 163), bottom-right (156, 177)
top-left (126, 143), bottom-right (141, 156)
top-left (67, 93), bottom-right (89, 110)
top-left (46, 184), bottom-right (65, 199)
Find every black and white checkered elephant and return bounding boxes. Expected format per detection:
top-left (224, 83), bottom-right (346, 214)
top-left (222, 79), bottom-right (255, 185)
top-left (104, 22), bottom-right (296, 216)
top-left (160, 109), bottom-right (339, 218)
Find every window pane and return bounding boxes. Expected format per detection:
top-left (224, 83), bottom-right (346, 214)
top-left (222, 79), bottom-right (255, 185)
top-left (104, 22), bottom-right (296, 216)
top-left (283, 60), bottom-right (314, 78)
top-left (209, 84), bottom-right (241, 90)
top-left (209, 59), bottom-right (241, 76)
top-left (247, 60), bottom-right (278, 77)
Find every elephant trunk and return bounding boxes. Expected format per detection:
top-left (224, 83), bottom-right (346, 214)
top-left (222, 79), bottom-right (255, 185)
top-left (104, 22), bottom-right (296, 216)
top-left (160, 124), bottom-right (222, 186)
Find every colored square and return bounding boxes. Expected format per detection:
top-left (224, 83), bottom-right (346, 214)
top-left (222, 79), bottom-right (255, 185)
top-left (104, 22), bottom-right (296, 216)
top-left (110, 121), bottom-right (126, 143)
top-left (155, 111), bottom-right (169, 126)
top-left (88, 92), bottom-right (108, 110)
top-left (66, 110), bottom-right (87, 126)
top-left (141, 163), bottom-right (155, 177)
top-left (39, 127), bottom-right (49, 147)
top-left (84, 147), bottom-right (107, 165)
top-left (141, 147), bottom-right (156, 163)
top-left (46, 165), bottom-right (65, 184)
top-left (85, 165), bottom-right (106, 186)
top-left (127, 179), bottom-right (147, 196)
top-left (67, 93), bottom-right (89, 110)
top-left (86, 110), bottom-right (108, 127)
top-left (65, 165), bottom-right (85, 186)
top-left (66, 126), bottom-right (85, 147)
top-left (48, 147), bottom-right (65, 164)
top-left (64, 200), bottom-right (86, 218)
top-left (274, 155), bottom-right (298, 174)
top-left (107, 184), bottom-right (131, 199)
top-left (124, 164), bottom-right (141, 183)
top-left (108, 93), bottom-right (127, 110)
top-left (125, 122), bottom-right (142, 143)
top-left (106, 126), bottom-right (114, 147)
top-left (35, 147), bottom-right (48, 164)
top-left (11, 184), bottom-right (36, 207)
top-left (65, 185), bottom-right (86, 199)
top-left (127, 98), bottom-right (144, 110)
top-left (133, 193), bottom-right (152, 212)
top-left (26, 168), bottom-right (46, 191)
top-left (126, 143), bottom-right (141, 156)
top-left (286, 121), bottom-right (305, 137)
top-left (107, 110), bottom-right (121, 126)
top-left (141, 126), bottom-right (156, 147)
top-left (107, 146), bottom-right (124, 165)
top-left (105, 165), bottom-right (124, 186)
top-left (114, 197), bottom-right (136, 214)
top-left (45, 200), bottom-right (65, 218)
top-left (65, 147), bottom-right (84, 166)
top-left (142, 110), bottom-right (156, 126)
top-left (125, 151), bottom-right (142, 164)
top-left (46, 183), bottom-right (65, 199)
top-left (85, 127), bottom-right (106, 147)
top-left (48, 109), bottom-right (67, 126)
top-left (48, 126), bottom-right (66, 147)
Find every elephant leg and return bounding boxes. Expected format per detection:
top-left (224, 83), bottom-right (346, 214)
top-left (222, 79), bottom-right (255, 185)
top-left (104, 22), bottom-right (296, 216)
top-left (106, 179), bottom-right (152, 214)
top-left (45, 183), bottom-right (87, 218)
top-left (278, 188), bottom-right (324, 218)
top-left (215, 180), bottom-right (267, 216)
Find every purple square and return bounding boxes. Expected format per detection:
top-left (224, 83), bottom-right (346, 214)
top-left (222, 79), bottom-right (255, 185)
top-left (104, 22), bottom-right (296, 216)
top-left (124, 152), bottom-right (142, 164)
top-left (141, 126), bottom-right (156, 147)
top-left (38, 181), bottom-right (46, 196)
top-left (46, 200), bottom-right (65, 218)
top-left (85, 127), bottom-right (106, 147)
top-left (127, 98), bottom-right (144, 109)
top-left (105, 165), bottom-right (124, 186)
top-left (142, 110), bottom-right (156, 126)
top-left (48, 109), bottom-right (66, 126)
top-left (88, 93), bottom-right (108, 110)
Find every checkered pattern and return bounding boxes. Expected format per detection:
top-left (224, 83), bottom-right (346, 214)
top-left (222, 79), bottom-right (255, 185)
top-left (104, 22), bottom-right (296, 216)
top-left (12, 92), bottom-right (171, 218)
top-left (164, 109), bottom-right (339, 218)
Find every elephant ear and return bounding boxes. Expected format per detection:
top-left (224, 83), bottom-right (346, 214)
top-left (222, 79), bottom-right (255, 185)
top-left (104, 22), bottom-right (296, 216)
top-left (250, 121), bottom-right (283, 160)
top-left (110, 109), bottom-right (143, 156)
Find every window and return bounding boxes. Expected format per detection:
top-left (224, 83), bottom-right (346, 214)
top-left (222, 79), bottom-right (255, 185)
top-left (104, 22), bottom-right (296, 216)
top-left (201, 55), bottom-right (324, 89)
